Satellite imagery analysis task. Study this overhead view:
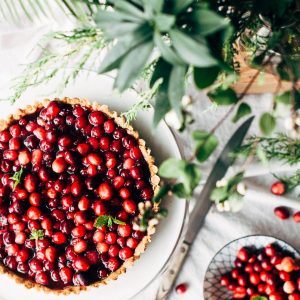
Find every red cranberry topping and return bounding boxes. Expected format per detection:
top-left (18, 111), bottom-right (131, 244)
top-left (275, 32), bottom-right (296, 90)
top-left (0, 101), bottom-right (154, 290)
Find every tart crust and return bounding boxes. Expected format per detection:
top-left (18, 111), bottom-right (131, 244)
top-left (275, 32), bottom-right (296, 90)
top-left (0, 97), bottom-right (160, 294)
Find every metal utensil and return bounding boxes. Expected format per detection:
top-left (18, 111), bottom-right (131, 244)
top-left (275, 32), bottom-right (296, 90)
top-left (155, 116), bottom-right (254, 300)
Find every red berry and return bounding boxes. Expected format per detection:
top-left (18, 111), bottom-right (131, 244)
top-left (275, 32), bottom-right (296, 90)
top-left (18, 150), bottom-right (31, 165)
top-left (45, 246), bottom-right (57, 262)
top-left (52, 232), bottom-right (66, 244)
top-left (284, 281), bottom-right (296, 294)
top-left (274, 206), bottom-right (290, 220)
top-left (93, 200), bottom-right (108, 216)
top-left (105, 232), bottom-right (117, 245)
top-left (27, 207), bottom-right (41, 220)
top-left (271, 181), bottom-right (286, 196)
top-left (119, 247), bottom-right (133, 260)
top-left (117, 224), bottom-right (131, 237)
top-left (130, 147), bottom-right (142, 160)
top-left (35, 271), bottom-right (49, 285)
top-left (122, 199), bottom-right (136, 214)
top-left (74, 257), bottom-right (90, 271)
top-left (107, 257), bottom-right (119, 271)
top-left (175, 283), bottom-right (187, 295)
top-left (52, 157), bottom-right (67, 173)
top-left (89, 111), bottom-right (105, 126)
top-left (73, 239), bottom-right (87, 254)
top-left (98, 182), bottom-right (114, 201)
top-left (87, 153), bottom-right (102, 165)
top-left (126, 237), bottom-right (138, 249)
top-left (293, 212), bottom-right (300, 223)
top-left (24, 174), bottom-right (37, 193)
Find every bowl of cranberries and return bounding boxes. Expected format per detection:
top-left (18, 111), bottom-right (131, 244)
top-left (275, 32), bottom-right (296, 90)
top-left (203, 235), bottom-right (300, 300)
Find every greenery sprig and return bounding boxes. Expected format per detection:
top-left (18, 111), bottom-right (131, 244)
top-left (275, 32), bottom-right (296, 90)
top-left (10, 168), bottom-right (24, 191)
top-left (94, 215), bottom-right (125, 228)
top-left (30, 229), bottom-right (44, 240)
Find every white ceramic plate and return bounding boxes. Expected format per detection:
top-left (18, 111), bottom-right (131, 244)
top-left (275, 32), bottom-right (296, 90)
top-left (0, 71), bottom-right (188, 300)
top-left (203, 235), bottom-right (300, 300)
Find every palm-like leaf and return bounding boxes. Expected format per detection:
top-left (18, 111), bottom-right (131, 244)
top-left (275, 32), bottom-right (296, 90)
top-left (0, 0), bottom-right (105, 25)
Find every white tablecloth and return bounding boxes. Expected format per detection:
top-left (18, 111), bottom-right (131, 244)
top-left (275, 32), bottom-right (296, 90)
top-left (1, 11), bottom-right (300, 300)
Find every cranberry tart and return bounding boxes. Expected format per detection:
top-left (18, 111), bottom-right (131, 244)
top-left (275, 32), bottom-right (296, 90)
top-left (0, 98), bottom-right (159, 294)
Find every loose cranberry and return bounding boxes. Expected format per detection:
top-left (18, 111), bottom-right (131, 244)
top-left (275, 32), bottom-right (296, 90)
top-left (108, 245), bottom-right (120, 257)
top-left (52, 232), bottom-right (67, 244)
top-left (93, 201), bottom-right (108, 216)
top-left (73, 239), bottom-right (88, 253)
top-left (119, 187), bottom-right (131, 199)
top-left (52, 157), bottom-right (67, 173)
top-left (85, 251), bottom-right (99, 265)
top-left (122, 199), bottom-right (136, 214)
top-left (60, 267), bottom-right (73, 284)
top-left (15, 232), bottom-right (26, 244)
top-left (16, 249), bottom-right (29, 262)
top-left (35, 271), bottom-right (49, 285)
top-left (74, 257), bottom-right (90, 271)
top-left (9, 137), bottom-right (21, 150)
top-left (293, 212), bottom-right (300, 223)
top-left (175, 283), bottom-right (187, 295)
top-left (31, 149), bottom-right (43, 166)
top-left (89, 111), bottom-right (105, 126)
top-left (140, 187), bottom-right (153, 200)
top-left (73, 272), bottom-right (89, 286)
top-left (119, 247), bottom-right (133, 260)
top-left (74, 211), bottom-right (87, 225)
top-left (271, 181), bottom-right (286, 196)
top-left (274, 206), bottom-right (290, 220)
top-left (117, 224), bottom-right (131, 237)
top-left (4, 256), bottom-right (17, 269)
top-left (98, 182), bottom-right (114, 201)
top-left (126, 238), bottom-right (138, 249)
top-left (107, 257), bottom-right (120, 271)
top-left (77, 197), bottom-right (89, 211)
top-left (284, 281), bottom-right (297, 294)
top-left (97, 242), bottom-right (109, 253)
top-left (27, 207), bottom-right (41, 220)
top-left (18, 150), bottom-right (31, 165)
top-left (45, 246), bottom-right (57, 262)
top-left (99, 137), bottom-right (110, 150)
top-left (29, 258), bottom-right (43, 273)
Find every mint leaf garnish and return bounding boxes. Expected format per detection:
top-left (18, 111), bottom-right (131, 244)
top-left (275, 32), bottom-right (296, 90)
top-left (10, 167), bottom-right (24, 191)
top-left (30, 229), bottom-right (44, 240)
top-left (94, 215), bottom-right (125, 228)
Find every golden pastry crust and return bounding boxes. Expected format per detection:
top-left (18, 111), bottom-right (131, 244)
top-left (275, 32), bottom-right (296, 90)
top-left (0, 97), bottom-right (160, 294)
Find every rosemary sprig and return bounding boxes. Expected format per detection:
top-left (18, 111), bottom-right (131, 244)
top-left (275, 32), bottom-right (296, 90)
top-left (274, 171), bottom-right (300, 191)
top-left (121, 99), bottom-right (152, 125)
top-left (7, 28), bottom-right (107, 103)
top-left (236, 133), bottom-right (300, 165)
top-left (9, 168), bottom-right (24, 191)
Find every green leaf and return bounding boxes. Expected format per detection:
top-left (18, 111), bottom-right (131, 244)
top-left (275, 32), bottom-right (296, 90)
top-left (98, 24), bottom-right (152, 73)
top-left (95, 9), bottom-right (143, 24)
top-left (191, 8), bottom-right (229, 36)
top-left (259, 113), bottom-right (276, 135)
top-left (210, 186), bottom-right (228, 203)
top-left (275, 91), bottom-right (291, 105)
top-left (159, 158), bottom-right (186, 179)
top-left (154, 14), bottom-right (175, 31)
top-left (171, 0), bottom-right (194, 14)
top-left (227, 192), bottom-right (244, 212)
top-left (251, 296), bottom-right (268, 300)
top-left (94, 215), bottom-right (110, 228)
top-left (99, 22), bottom-right (140, 39)
top-left (157, 208), bottom-right (168, 218)
top-left (208, 87), bottom-right (238, 105)
top-left (143, 0), bottom-right (163, 13)
top-left (153, 82), bottom-right (171, 127)
top-left (168, 65), bottom-right (186, 118)
top-left (232, 103), bottom-right (252, 123)
top-left (150, 58), bottom-right (172, 88)
top-left (193, 130), bottom-right (218, 162)
top-left (172, 183), bottom-right (189, 198)
top-left (193, 66), bottom-right (220, 89)
top-left (183, 163), bottom-right (201, 193)
top-left (115, 40), bottom-right (154, 91)
top-left (94, 215), bottom-right (125, 228)
top-left (152, 184), bottom-right (171, 203)
top-left (10, 167), bottom-right (24, 191)
top-left (114, 0), bottom-right (145, 20)
top-left (112, 218), bottom-right (126, 225)
top-left (170, 29), bottom-right (217, 67)
top-left (227, 172), bottom-right (244, 189)
top-left (30, 229), bottom-right (44, 240)
top-left (154, 32), bottom-right (185, 66)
